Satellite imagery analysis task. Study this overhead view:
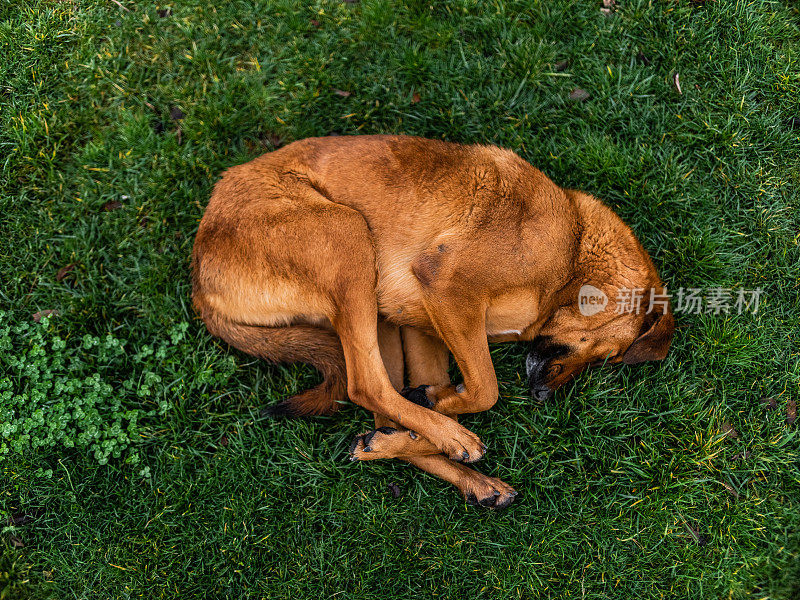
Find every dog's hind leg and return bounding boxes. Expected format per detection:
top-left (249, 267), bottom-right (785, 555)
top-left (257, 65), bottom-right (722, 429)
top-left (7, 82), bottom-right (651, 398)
top-left (350, 320), bottom-right (413, 456)
top-left (351, 326), bottom-right (452, 460)
top-left (194, 182), bottom-right (484, 461)
top-left (352, 325), bottom-right (517, 508)
top-left (333, 281), bottom-right (485, 462)
top-left (377, 319), bottom-right (405, 392)
top-left (351, 326), bottom-right (460, 460)
top-left (201, 313), bottom-right (347, 417)
top-left (403, 454), bottom-right (518, 509)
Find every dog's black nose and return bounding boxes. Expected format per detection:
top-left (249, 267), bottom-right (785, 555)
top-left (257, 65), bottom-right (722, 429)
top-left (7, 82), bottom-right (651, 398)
top-left (530, 383), bottom-right (552, 402)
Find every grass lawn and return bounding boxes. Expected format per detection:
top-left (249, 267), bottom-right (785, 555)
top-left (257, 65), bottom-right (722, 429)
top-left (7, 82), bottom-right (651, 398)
top-left (2, 0), bottom-right (799, 597)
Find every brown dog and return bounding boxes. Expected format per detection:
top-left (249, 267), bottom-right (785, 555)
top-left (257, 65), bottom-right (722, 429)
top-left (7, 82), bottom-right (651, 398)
top-left (191, 135), bottom-right (674, 508)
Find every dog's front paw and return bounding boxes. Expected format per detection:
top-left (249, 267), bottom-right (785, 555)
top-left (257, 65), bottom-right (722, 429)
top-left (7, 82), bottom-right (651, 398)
top-left (435, 420), bottom-right (486, 463)
top-left (461, 475), bottom-right (518, 510)
top-left (400, 385), bottom-right (435, 409)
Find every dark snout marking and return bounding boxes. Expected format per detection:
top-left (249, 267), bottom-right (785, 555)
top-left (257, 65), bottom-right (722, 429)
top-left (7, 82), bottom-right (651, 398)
top-left (529, 335), bottom-right (570, 359)
top-left (526, 353), bottom-right (553, 401)
top-left (525, 352), bottom-right (547, 382)
top-left (526, 336), bottom-right (570, 401)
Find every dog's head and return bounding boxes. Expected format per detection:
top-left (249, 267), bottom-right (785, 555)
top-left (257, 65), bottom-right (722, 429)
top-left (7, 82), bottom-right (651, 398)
top-left (525, 193), bottom-right (674, 401)
top-left (526, 287), bottom-right (674, 400)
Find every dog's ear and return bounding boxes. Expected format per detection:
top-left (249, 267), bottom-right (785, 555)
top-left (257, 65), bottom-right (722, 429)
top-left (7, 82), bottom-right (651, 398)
top-left (622, 308), bottom-right (675, 365)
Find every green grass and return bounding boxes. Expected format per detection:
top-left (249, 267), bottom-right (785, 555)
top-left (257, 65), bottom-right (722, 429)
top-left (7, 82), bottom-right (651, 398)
top-left (2, 0), bottom-right (799, 597)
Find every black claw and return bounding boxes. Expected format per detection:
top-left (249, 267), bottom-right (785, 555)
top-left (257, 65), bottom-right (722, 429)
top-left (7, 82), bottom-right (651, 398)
top-left (401, 385), bottom-right (434, 409)
top-left (465, 493), bottom-right (479, 506)
top-left (462, 451), bottom-right (470, 461)
top-left (362, 446), bottom-right (372, 452)
top-left (409, 431), bottom-right (418, 440)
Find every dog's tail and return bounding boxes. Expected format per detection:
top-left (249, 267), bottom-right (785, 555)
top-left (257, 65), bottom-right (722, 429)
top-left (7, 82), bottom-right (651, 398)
top-left (201, 312), bottom-right (347, 418)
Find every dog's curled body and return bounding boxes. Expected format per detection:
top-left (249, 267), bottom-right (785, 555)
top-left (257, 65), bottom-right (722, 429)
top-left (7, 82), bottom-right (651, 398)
top-left (192, 135), bottom-right (673, 504)
top-left (193, 136), bottom-right (574, 414)
top-left (194, 136), bottom-right (578, 331)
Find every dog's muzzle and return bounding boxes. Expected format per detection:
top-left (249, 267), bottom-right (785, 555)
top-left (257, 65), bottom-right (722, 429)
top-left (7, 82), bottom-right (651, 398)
top-left (526, 336), bottom-right (570, 402)
top-left (525, 352), bottom-right (553, 401)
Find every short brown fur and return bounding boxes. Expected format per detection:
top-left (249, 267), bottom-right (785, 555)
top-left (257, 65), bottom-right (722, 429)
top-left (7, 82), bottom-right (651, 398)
top-left (192, 135), bottom-right (673, 506)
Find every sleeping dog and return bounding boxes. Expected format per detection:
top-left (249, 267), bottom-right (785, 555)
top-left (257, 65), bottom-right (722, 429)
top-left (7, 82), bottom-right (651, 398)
top-left (191, 135), bottom-right (674, 508)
